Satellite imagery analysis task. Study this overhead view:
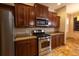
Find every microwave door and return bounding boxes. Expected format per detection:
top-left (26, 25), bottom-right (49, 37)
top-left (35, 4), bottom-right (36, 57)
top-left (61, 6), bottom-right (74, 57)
top-left (36, 19), bottom-right (49, 26)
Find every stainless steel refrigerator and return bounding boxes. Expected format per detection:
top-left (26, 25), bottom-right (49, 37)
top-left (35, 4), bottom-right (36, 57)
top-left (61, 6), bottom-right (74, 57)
top-left (0, 8), bottom-right (14, 56)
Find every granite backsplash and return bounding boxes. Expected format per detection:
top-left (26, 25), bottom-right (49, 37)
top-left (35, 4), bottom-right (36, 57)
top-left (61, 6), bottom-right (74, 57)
top-left (14, 28), bottom-right (58, 36)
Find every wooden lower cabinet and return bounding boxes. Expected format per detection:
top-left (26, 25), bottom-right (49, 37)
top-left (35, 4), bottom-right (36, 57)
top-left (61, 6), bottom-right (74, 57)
top-left (59, 34), bottom-right (64, 46)
top-left (51, 35), bottom-right (57, 49)
top-left (15, 39), bottom-right (37, 56)
top-left (51, 34), bottom-right (64, 49)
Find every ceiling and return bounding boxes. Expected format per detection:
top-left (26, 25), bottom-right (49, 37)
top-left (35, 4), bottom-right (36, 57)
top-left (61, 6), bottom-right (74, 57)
top-left (25, 3), bottom-right (66, 12)
top-left (4, 3), bottom-right (79, 14)
top-left (40, 3), bottom-right (66, 11)
top-left (4, 3), bottom-right (66, 12)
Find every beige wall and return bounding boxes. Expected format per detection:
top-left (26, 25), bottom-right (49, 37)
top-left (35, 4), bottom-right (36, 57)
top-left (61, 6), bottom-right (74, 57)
top-left (56, 7), bottom-right (67, 44)
top-left (67, 4), bottom-right (79, 14)
top-left (57, 7), bottom-right (66, 32)
top-left (67, 12), bottom-right (79, 39)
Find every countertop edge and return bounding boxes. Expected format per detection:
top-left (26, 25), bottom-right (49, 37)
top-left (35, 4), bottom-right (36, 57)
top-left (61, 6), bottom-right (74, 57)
top-left (15, 32), bottom-right (64, 41)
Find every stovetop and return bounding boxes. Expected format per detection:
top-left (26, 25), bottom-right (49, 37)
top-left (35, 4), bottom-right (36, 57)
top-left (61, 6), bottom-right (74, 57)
top-left (35, 34), bottom-right (50, 37)
top-left (32, 30), bottom-right (50, 37)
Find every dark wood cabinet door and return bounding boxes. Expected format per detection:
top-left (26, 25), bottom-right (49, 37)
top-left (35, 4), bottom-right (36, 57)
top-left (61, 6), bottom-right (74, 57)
top-left (48, 12), bottom-right (53, 22)
top-left (24, 5), bottom-right (29, 27)
top-left (24, 5), bottom-right (35, 27)
top-left (15, 4), bottom-right (35, 28)
top-left (28, 7), bottom-right (35, 27)
top-left (15, 4), bottom-right (25, 27)
top-left (48, 12), bottom-right (57, 21)
top-left (30, 39), bottom-right (37, 56)
top-left (52, 16), bottom-right (60, 28)
top-left (55, 16), bottom-right (60, 28)
top-left (51, 35), bottom-right (57, 49)
top-left (51, 34), bottom-right (64, 49)
top-left (56, 35), bottom-right (62, 47)
top-left (15, 40), bottom-right (30, 56)
top-left (43, 6), bottom-right (48, 18)
top-left (15, 39), bottom-right (37, 56)
top-left (34, 3), bottom-right (48, 18)
top-left (48, 11), bottom-right (60, 28)
top-left (59, 34), bottom-right (65, 45)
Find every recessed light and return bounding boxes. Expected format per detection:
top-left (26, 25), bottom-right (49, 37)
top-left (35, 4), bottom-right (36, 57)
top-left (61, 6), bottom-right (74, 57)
top-left (57, 3), bottom-right (61, 5)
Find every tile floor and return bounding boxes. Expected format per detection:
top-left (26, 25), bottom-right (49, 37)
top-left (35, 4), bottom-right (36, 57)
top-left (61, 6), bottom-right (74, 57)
top-left (47, 38), bottom-right (79, 56)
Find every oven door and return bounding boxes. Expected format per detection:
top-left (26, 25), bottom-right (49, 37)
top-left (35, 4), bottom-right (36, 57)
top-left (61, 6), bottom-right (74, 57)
top-left (38, 38), bottom-right (51, 55)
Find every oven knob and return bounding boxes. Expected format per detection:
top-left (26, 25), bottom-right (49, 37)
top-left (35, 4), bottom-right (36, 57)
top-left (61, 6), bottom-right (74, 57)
top-left (38, 38), bottom-right (41, 39)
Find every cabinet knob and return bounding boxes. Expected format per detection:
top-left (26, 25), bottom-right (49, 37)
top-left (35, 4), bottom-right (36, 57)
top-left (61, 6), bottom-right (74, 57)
top-left (31, 12), bottom-right (34, 15)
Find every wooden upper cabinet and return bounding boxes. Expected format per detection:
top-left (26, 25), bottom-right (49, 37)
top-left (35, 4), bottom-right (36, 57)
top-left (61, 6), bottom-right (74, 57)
top-left (15, 3), bottom-right (35, 28)
top-left (48, 11), bottom-right (60, 28)
top-left (48, 12), bottom-right (53, 22)
top-left (15, 3), bottom-right (60, 28)
top-left (34, 3), bottom-right (48, 18)
top-left (28, 7), bottom-right (35, 27)
top-left (55, 16), bottom-right (60, 28)
top-left (15, 4), bottom-right (25, 27)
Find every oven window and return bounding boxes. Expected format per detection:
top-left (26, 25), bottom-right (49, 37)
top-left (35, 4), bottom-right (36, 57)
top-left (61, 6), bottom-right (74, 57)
top-left (41, 41), bottom-right (50, 48)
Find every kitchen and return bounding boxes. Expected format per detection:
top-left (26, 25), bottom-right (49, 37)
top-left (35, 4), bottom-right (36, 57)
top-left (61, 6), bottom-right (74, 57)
top-left (15, 3), bottom-right (65, 56)
top-left (0, 3), bottom-right (66, 56)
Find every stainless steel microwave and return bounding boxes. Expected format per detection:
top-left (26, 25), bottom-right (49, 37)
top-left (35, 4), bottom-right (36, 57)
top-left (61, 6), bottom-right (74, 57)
top-left (35, 18), bottom-right (51, 27)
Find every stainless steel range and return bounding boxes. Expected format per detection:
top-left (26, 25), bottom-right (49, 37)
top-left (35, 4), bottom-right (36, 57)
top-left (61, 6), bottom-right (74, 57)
top-left (32, 30), bottom-right (51, 56)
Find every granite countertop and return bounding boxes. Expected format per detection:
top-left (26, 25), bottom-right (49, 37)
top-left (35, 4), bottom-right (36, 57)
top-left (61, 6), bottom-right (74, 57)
top-left (15, 32), bottom-right (64, 41)
top-left (49, 32), bottom-right (64, 36)
top-left (15, 36), bottom-right (37, 41)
